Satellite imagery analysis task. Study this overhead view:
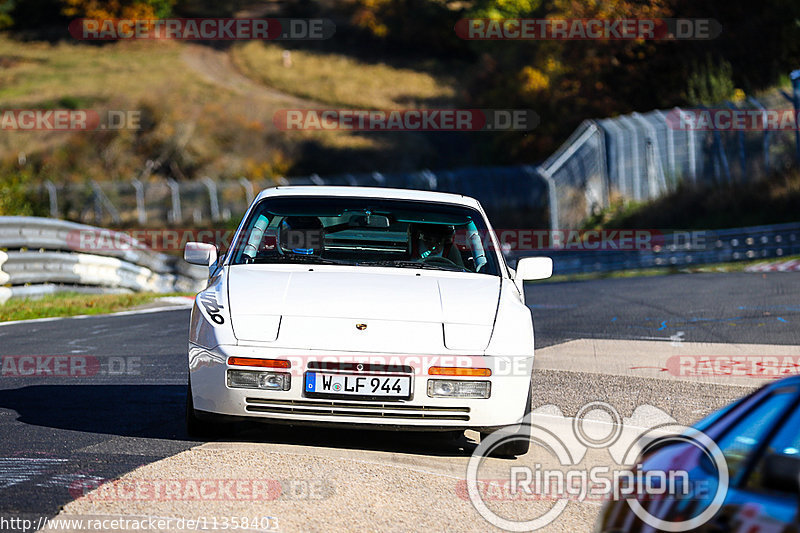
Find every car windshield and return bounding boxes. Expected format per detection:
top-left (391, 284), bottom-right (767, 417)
top-left (229, 196), bottom-right (502, 276)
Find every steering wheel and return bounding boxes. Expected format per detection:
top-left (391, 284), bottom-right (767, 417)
top-left (421, 255), bottom-right (461, 269)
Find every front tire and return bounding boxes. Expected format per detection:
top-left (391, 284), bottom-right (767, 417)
top-left (185, 378), bottom-right (227, 439)
top-left (480, 381), bottom-right (532, 458)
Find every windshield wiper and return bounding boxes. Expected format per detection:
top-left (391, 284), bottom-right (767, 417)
top-left (361, 260), bottom-right (463, 272)
top-left (250, 255), bottom-right (353, 266)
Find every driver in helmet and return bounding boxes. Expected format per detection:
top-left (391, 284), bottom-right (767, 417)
top-left (279, 216), bottom-right (324, 255)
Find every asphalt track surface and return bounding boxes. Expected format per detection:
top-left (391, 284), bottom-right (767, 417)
top-left (0, 271), bottom-right (798, 531)
top-left (530, 272), bottom-right (800, 348)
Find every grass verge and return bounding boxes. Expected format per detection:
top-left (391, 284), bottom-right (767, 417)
top-left (0, 292), bottom-right (192, 322)
top-left (231, 41), bottom-right (457, 109)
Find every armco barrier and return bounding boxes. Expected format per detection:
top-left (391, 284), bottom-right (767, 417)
top-left (509, 222), bottom-right (800, 275)
top-left (0, 217), bottom-right (207, 303)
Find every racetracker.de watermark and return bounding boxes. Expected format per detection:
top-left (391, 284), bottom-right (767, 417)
top-left (666, 355), bottom-right (800, 379)
top-left (666, 108), bottom-right (800, 131)
top-left (68, 477), bottom-right (333, 501)
top-left (66, 228), bottom-right (234, 254)
top-left (68, 18), bottom-right (335, 41)
top-left (202, 353), bottom-right (532, 378)
top-left (0, 110), bottom-right (140, 131)
top-left (455, 18), bottom-right (721, 40)
top-left (273, 109), bottom-right (538, 131)
top-left (16, 514), bottom-right (279, 532)
top-left (65, 228), bottom-right (663, 254)
top-left (0, 356), bottom-right (141, 377)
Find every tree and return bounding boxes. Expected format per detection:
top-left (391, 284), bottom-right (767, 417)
top-left (60, 0), bottom-right (175, 19)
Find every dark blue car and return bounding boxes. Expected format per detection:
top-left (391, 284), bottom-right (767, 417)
top-left (599, 375), bottom-right (800, 532)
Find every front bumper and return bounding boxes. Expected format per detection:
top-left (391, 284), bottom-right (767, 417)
top-left (189, 343), bottom-right (533, 430)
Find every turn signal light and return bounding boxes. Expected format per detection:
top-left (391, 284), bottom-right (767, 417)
top-left (227, 357), bottom-right (291, 369)
top-left (428, 366), bottom-right (491, 377)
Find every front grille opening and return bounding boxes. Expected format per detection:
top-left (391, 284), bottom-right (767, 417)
top-left (244, 398), bottom-right (471, 421)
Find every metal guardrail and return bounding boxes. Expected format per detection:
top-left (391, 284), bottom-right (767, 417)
top-left (510, 222), bottom-right (800, 275)
top-left (0, 217), bottom-right (206, 303)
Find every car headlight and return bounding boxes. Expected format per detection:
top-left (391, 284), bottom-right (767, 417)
top-left (427, 379), bottom-right (491, 399)
top-left (227, 370), bottom-right (291, 391)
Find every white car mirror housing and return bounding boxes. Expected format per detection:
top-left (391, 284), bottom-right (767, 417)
top-left (514, 256), bottom-right (553, 288)
top-left (184, 242), bottom-right (218, 267)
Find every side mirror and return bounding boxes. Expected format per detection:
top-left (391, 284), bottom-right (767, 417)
top-left (184, 242), bottom-right (218, 267)
top-left (514, 256), bottom-right (553, 290)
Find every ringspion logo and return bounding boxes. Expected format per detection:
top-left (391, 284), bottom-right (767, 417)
top-left (466, 402), bottom-right (728, 531)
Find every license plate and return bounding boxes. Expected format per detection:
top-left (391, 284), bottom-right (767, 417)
top-left (305, 372), bottom-right (411, 399)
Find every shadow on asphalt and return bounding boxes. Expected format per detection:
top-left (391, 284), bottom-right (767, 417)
top-left (0, 384), bottom-right (478, 457)
top-left (0, 384), bottom-right (188, 440)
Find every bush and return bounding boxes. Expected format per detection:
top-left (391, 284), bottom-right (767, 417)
top-left (0, 169), bottom-right (38, 216)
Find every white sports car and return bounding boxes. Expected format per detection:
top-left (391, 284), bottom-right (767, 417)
top-left (184, 186), bottom-right (551, 456)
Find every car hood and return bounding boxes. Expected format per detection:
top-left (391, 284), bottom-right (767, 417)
top-left (227, 265), bottom-right (501, 352)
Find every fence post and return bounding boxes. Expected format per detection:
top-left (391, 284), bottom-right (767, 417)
top-left (600, 119), bottom-right (626, 197)
top-left (419, 169), bottom-right (438, 189)
top-left (238, 177), bottom-right (255, 206)
top-left (726, 101), bottom-right (746, 179)
top-left (201, 177), bottom-right (221, 222)
top-left (91, 180), bottom-right (121, 225)
top-left (166, 178), bottom-right (182, 223)
top-left (706, 105), bottom-right (731, 184)
top-left (528, 165), bottom-right (559, 237)
top-left (680, 108), bottom-right (698, 184)
top-left (632, 112), bottom-right (667, 198)
top-left (618, 116), bottom-right (641, 200)
top-left (44, 180), bottom-right (58, 218)
top-left (792, 70), bottom-right (800, 163)
top-left (748, 97), bottom-right (771, 175)
top-left (655, 111), bottom-right (676, 186)
top-left (131, 178), bottom-right (146, 225)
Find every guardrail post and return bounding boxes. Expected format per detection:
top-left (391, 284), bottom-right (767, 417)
top-left (201, 177), bottom-right (221, 222)
top-left (167, 178), bottom-right (182, 223)
top-left (131, 178), bottom-right (146, 225)
top-left (44, 181), bottom-right (58, 218)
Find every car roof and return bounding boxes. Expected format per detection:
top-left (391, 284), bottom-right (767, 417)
top-left (254, 186), bottom-right (483, 210)
top-left (768, 374), bottom-right (800, 387)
